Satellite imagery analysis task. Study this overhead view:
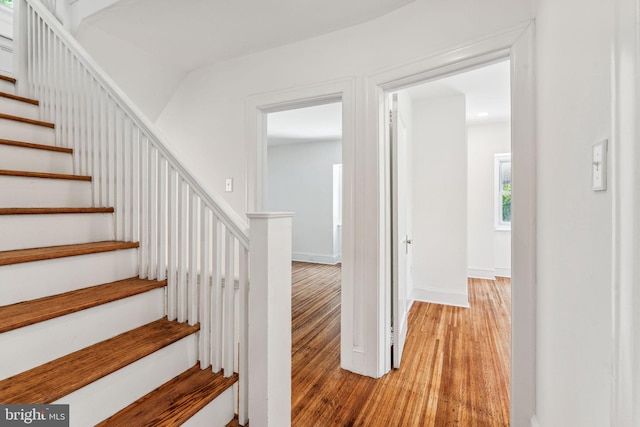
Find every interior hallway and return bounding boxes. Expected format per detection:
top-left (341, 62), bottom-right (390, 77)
top-left (231, 261), bottom-right (511, 426)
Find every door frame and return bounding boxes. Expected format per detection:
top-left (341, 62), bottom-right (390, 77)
top-left (611, 0), bottom-right (640, 424)
top-left (367, 22), bottom-right (536, 426)
top-left (245, 78), bottom-right (358, 371)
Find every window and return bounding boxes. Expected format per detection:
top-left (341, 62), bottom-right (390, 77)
top-left (495, 153), bottom-right (511, 230)
top-left (0, 0), bottom-right (12, 8)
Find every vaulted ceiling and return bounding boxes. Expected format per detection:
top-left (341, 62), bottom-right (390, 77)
top-left (81, 0), bottom-right (415, 70)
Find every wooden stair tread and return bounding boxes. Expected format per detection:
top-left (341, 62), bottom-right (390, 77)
top-left (0, 74), bottom-right (16, 84)
top-left (0, 91), bottom-right (39, 105)
top-left (0, 318), bottom-right (200, 404)
top-left (0, 241), bottom-right (139, 266)
top-left (0, 207), bottom-right (114, 215)
top-left (0, 169), bottom-right (91, 181)
top-left (0, 138), bottom-right (72, 153)
top-left (0, 112), bottom-right (54, 128)
top-left (97, 365), bottom-right (238, 427)
top-left (0, 278), bottom-right (166, 333)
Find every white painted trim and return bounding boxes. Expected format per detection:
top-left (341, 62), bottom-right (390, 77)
top-left (468, 268), bottom-right (496, 280)
top-left (611, 0), bottom-right (640, 425)
top-left (531, 415), bottom-right (540, 427)
top-left (367, 20), bottom-right (536, 424)
top-left (245, 77), bottom-right (358, 373)
top-left (292, 252), bottom-right (342, 265)
top-left (495, 268), bottom-right (512, 278)
top-left (412, 288), bottom-right (470, 308)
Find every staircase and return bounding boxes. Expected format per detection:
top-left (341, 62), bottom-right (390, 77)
top-left (0, 75), bottom-right (238, 425)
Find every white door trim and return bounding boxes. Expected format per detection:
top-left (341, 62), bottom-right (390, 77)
top-left (365, 21), bottom-right (536, 425)
top-left (611, 0), bottom-right (640, 424)
top-left (245, 77), bottom-right (359, 372)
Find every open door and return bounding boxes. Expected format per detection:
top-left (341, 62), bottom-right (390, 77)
top-left (390, 93), bottom-right (412, 368)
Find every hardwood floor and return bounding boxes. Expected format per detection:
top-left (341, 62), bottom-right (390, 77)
top-left (232, 262), bottom-right (511, 426)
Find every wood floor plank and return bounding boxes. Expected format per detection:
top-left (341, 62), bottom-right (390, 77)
top-left (97, 365), bottom-right (238, 426)
top-left (0, 241), bottom-right (139, 266)
top-left (0, 319), bottom-right (199, 404)
top-left (0, 138), bottom-right (72, 153)
top-left (0, 112), bottom-right (54, 128)
top-left (0, 207), bottom-right (114, 215)
top-left (0, 169), bottom-right (91, 181)
top-left (230, 262), bottom-right (511, 426)
top-left (0, 277), bottom-right (166, 333)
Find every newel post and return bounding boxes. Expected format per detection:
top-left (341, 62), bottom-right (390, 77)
top-left (247, 212), bottom-right (293, 427)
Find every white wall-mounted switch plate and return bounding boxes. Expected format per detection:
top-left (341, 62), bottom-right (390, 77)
top-left (592, 139), bottom-right (607, 191)
top-left (225, 178), bottom-right (233, 192)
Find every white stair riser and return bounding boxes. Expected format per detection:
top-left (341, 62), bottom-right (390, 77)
top-left (0, 175), bottom-right (92, 208)
top-left (0, 80), bottom-right (14, 95)
top-left (0, 213), bottom-right (114, 251)
top-left (182, 387), bottom-right (235, 427)
top-left (0, 248), bottom-right (138, 306)
top-left (0, 117), bottom-right (55, 146)
top-left (0, 144), bottom-right (73, 174)
top-left (0, 96), bottom-right (40, 121)
top-left (0, 288), bottom-right (165, 380)
top-left (57, 333), bottom-right (198, 427)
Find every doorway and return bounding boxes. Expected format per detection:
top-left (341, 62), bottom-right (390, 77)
top-left (388, 61), bottom-right (513, 412)
top-left (265, 102), bottom-right (343, 266)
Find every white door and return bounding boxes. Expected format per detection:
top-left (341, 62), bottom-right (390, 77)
top-left (391, 93), bottom-right (412, 368)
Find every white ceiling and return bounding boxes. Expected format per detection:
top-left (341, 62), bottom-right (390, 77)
top-left (407, 60), bottom-right (511, 124)
top-left (84, 0), bottom-right (414, 71)
top-left (268, 102), bottom-right (342, 146)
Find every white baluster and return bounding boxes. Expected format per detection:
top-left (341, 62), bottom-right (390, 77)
top-left (223, 228), bottom-right (235, 377)
top-left (167, 167), bottom-right (177, 320)
top-left (200, 206), bottom-right (211, 369)
top-left (211, 218), bottom-right (223, 373)
top-left (177, 178), bottom-right (188, 322)
top-left (188, 190), bottom-right (199, 325)
top-left (158, 157), bottom-right (167, 281)
top-left (148, 145), bottom-right (158, 280)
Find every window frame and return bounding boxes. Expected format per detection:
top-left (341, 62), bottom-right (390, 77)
top-left (494, 153), bottom-right (511, 231)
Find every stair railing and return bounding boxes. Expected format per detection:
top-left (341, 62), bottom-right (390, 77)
top-left (13, 1), bottom-right (293, 425)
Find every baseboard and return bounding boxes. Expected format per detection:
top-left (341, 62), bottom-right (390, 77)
top-left (495, 267), bottom-right (511, 278)
top-left (531, 415), bottom-right (540, 427)
top-left (412, 288), bottom-right (469, 308)
top-left (292, 252), bottom-right (341, 265)
top-left (468, 268), bottom-right (496, 280)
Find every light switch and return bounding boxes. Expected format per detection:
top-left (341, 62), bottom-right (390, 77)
top-left (592, 140), bottom-right (607, 191)
top-left (225, 178), bottom-right (233, 192)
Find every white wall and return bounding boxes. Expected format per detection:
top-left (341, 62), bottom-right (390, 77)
top-left (74, 24), bottom-right (187, 121)
top-left (410, 94), bottom-right (468, 307)
top-left (467, 122), bottom-right (511, 279)
top-left (536, 0), bottom-right (614, 425)
top-left (267, 139), bottom-right (342, 264)
top-left (153, 0), bottom-right (533, 379)
top-left (0, 4), bottom-right (12, 76)
top-left (0, 4), bottom-right (11, 39)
